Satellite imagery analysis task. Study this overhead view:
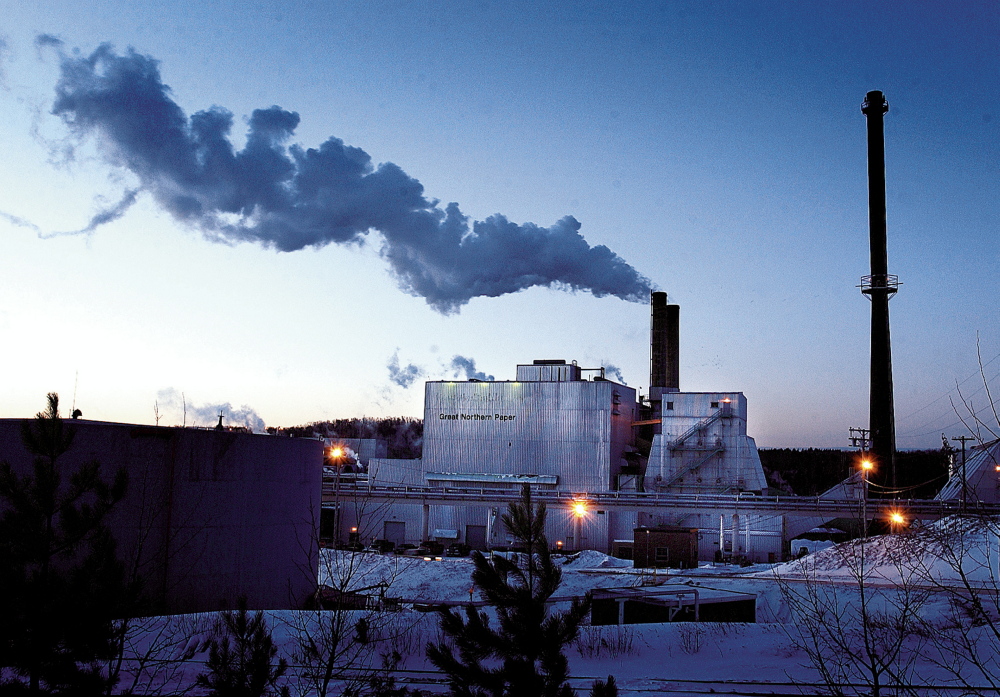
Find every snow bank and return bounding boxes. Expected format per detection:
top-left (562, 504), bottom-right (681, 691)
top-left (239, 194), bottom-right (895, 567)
top-left (767, 516), bottom-right (1000, 588)
top-left (562, 550), bottom-right (633, 569)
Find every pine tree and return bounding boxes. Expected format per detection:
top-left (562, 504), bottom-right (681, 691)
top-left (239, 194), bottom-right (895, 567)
top-left (195, 597), bottom-right (290, 697)
top-left (589, 675), bottom-right (618, 697)
top-left (0, 393), bottom-right (131, 694)
top-left (426, 485), bottom-right (591, 697)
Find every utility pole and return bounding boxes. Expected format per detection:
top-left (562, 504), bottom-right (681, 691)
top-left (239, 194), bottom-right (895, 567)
top-left (952, 435), bottom-right (975, 513)
top-left (849, 427), bottom-right (872, 451)
top-left (849, 426), bottom-right (872, 499)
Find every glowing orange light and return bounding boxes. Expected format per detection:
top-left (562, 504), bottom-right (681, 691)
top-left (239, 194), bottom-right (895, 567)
top-left (572, 501), bottom-right (588, 518)
top-left (350, 527), bottom-right (358, 533)
top-left (861, 460), bottom-right (874, 471)
top-left (330, 447), bottom-right (344, 458)
top-left (722, 397), bottom-right (731, 403)
top-left (889, 511), bottom-right (906, 526)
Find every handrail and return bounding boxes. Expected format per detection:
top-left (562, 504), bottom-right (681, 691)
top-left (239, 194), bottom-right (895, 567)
top-left (323, 482), bottom-right (998, 517)
top-left (667, 408), bottom-right (730, 451)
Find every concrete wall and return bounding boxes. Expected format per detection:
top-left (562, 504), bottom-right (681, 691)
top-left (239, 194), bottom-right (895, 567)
top-left (0, 419), bottom-right (322, 613)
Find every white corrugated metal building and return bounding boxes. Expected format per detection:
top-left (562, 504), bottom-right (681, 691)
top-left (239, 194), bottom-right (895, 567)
top-left (348, 360), bottom-right (636, 551)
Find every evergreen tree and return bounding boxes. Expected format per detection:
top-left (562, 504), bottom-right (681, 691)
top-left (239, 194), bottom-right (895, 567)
top-left (195, 597), bottom-right (290, 697)
top-left (589, 675), bottom-right (617, 697)
top-left (426, 485), bottom-right (591, 697)
top-left (0, 393), bottom-right (131, 694)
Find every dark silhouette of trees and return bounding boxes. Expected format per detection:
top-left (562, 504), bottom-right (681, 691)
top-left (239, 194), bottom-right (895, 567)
top-left (268, 418), bottom-right (424, 459)
top-left (759, 448), bottom-right (948, 498)
top-left (426, 485), bottom-right (593, 697)
top-left (195, 597), bottom-right (290, 697)
top-left (0, 393), bottom-right (133, 694)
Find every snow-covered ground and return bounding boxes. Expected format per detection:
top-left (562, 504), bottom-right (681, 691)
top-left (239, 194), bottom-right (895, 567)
top-left (116, 517), bottom-right (1000, 696)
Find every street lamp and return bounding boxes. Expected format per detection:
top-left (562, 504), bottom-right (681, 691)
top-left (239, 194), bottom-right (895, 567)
top-left (571, 500), bottom-right (587, 551)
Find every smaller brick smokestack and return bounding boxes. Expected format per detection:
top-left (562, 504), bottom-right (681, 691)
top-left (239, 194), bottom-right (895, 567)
top-left (650, 291), bottom-right (679, 400)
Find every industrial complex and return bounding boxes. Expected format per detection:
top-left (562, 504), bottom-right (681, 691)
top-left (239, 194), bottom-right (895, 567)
top-left (325, 91), bottom-right (1000, 565)
top-left (332, 292), bottom-right (800, 563)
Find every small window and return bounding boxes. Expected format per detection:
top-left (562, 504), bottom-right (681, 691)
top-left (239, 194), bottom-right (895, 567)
top-left (711, 401), bottom-right (719, 408)
top-left (655, 547), bottom-right (670, 564)
top-left (665, 402), bottom-right (674, 410)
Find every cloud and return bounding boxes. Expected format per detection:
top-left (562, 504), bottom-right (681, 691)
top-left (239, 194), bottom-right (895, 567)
top-left (387, 350), bottom-right (425, 388)
top-left (46, 42), bottom-right (654, 314)
top-left (449, 355), bottom-right (494, 381)
top-left (155, 388), bottom-right (266, 432)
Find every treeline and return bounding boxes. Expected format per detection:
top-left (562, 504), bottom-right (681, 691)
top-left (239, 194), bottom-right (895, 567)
top-left (759, 448), bottom-right (950, 498)
top-left (267, 417), bottom-right (424, 459)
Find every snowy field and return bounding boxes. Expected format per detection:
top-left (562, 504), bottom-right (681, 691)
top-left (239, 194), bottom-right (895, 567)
top-left (116, 517), bottom-right (1000, 696)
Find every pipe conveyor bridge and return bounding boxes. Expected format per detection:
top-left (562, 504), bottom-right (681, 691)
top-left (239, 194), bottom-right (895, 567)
top-left (324, 482), bottom-right (1000, 521)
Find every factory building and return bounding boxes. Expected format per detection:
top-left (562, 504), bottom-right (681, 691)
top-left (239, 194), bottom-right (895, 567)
top-left (645, 392), bottom-right (767, 495)
top-left (340, 292), bottom-right (785, 563)
top-left (636, 388), bottom-right (782, 563)
top-left (935, 438), bottom-right (1000, 503)
top-left (358, 361), bottom-right (637, 551)
top-left (0, 418), bottom-right (322, 613)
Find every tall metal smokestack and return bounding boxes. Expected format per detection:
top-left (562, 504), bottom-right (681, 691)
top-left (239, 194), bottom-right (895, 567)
top-left (650, 291), bottom-right (679, 403)
top-left (861, 90), bottom-right (898, 491)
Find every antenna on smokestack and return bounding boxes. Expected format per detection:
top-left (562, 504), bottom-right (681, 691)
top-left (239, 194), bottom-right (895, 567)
top-left (860, 90), bottom-right (899, 494)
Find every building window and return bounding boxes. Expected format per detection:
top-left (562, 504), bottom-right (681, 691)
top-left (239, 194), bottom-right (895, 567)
top-left (711, 401), bottom-right (719, 408)
top-left (665, 402), bottom-right (674, 410)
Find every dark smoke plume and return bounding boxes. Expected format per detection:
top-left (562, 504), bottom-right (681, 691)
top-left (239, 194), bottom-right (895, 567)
top-left (387, 351), bottom-right (425, 389)
top-left (47, 43), bottom-right (653, 313)
top-left (450, 355), bottom-right (494, 381)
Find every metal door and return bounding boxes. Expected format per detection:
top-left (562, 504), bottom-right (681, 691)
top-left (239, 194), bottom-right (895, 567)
top-left (383, 521), bottom-right (405, 546)
top-left (465, 524), bottom-right (487, 550)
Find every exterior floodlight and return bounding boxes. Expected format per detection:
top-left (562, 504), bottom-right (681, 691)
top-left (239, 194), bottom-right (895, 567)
top-left (330, 447), bottom-right (344, 458)
top-left (572, 501), bottom-right (588, 518)
top-left (861, 460), bottom-right (874, 471)
top-left (889, 511), bottom-right (906, 526)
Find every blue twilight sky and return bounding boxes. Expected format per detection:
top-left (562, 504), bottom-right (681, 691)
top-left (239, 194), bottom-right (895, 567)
top-left (1, 1), bottom-right (998, 448)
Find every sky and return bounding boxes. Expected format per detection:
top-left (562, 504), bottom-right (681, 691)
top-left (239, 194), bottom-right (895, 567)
top-left (1, 1), bottom-right (998, 448)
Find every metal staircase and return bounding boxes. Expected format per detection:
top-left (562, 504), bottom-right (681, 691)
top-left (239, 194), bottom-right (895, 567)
top-left (667, 405), bottom-right (731, 451)
top-left (657, 406), bottom-right (732, 490)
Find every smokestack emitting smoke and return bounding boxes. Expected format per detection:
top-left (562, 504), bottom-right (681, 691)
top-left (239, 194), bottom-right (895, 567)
top-left (45, 42), bottom-right (653, 314)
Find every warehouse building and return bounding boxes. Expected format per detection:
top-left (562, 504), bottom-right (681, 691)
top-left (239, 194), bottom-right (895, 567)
top-left (0, 418), bottom-right (322, 613)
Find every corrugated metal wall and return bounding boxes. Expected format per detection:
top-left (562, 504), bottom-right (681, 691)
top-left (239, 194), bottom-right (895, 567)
top-left (423, 380), bottom-right (636, 492)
